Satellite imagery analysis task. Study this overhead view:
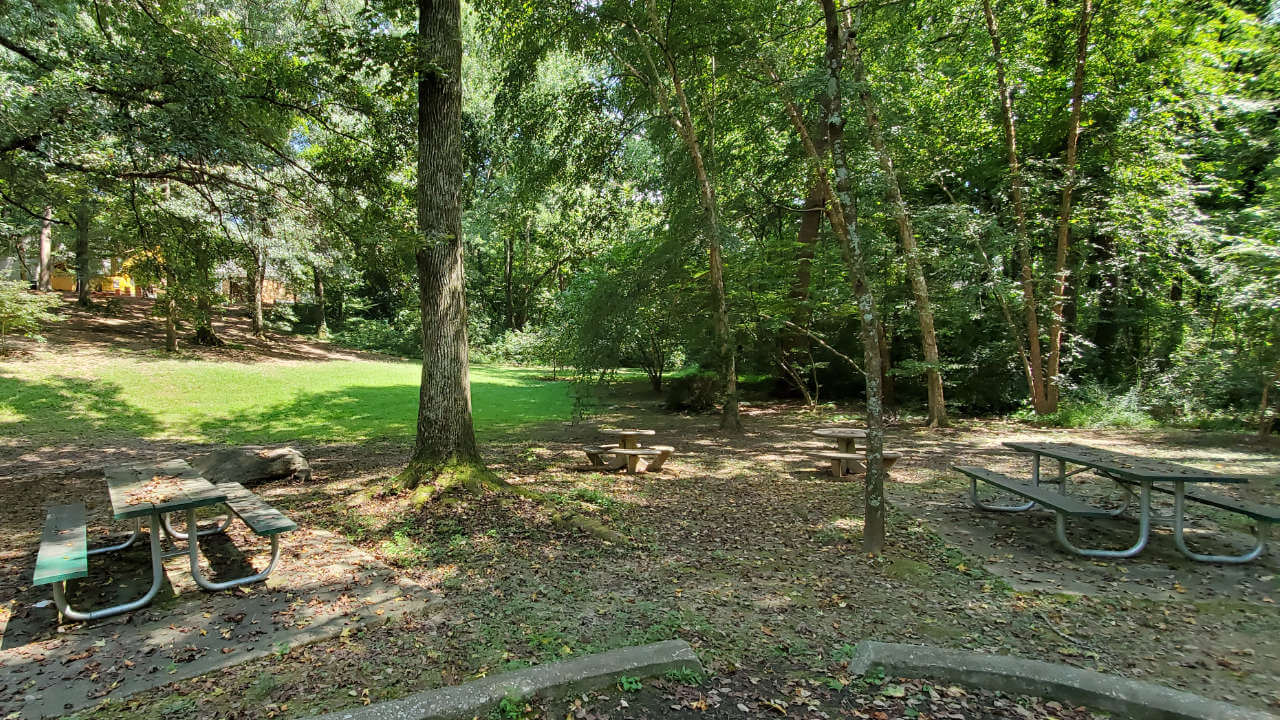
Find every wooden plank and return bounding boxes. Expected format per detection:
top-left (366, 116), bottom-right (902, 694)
top-left (1003, 442), bottom-right (1248, 484)
top-left (221, 482), bottom-right (297, 536)
top-left (954, 465), bottom-right (1113, 517)
top-left (33, 504), bottom-right (88, 586)
top-left (105, 461), bottom-right (225, 519)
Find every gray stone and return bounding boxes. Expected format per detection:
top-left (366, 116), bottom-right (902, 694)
top-left (303, 640), bottom-right (702, 720)
top-left (190, 446), bottom-right (312, 485)
top-left (846, 641), bottom-right (1276, 720)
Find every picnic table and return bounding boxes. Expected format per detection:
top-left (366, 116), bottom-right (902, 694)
top-left (33, 460), bottom-right (296, 622)
top-left (583, 429), bottom-right (673, 474)
top-left (606, 429), bottom-right (657, 449)
top-left (812, 427), bottom-right (867, 454)
top-left (955, 441), bottom-right (1274, 563)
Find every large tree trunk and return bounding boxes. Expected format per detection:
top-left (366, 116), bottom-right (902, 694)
top-left (763, 0), bottom-right (889, 552)
top-left (37, 205), bottom-right (52, 291)
top-left (850, 52), bottom-right (948, 428)
top-left (1045, 0), bottom-right (1095, 411)
top-left (399, 0), bottom-right (483, 490)
top-left (1261, 362), bottom-right (1280, 438)
top-left (982, 0), bottom-right (1049, 414)
top-left (74, 201), bottom-right (92, 308)
top-left (313, 265), bottom-right (327, 338)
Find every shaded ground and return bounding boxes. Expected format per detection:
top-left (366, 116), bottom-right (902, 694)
top-left (2, 303), bottom-right (1278, 718)
top-left (543, 670), bottom-right (1110, 720)
top-left (0, 479), bottom-right (434, 719)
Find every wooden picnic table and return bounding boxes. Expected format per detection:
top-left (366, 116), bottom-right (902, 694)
top-left (604, 429), bottom-right (656, 449)
top-left (812, 427), bottom-right (866, 454)
top-left (1000, 441), bottom-right (1262, 562)
top-left (106, 459), bottom-right (227, 520)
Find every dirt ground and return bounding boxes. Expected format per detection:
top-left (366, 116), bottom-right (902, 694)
top-left (2, 299), bottom-right (1278, 719)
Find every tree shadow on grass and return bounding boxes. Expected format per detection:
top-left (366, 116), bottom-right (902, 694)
top-left (0, 372), bottom-right (164, 444)
top-left (192, 374), bottom-right (571, 445)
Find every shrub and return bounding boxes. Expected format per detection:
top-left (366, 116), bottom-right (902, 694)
top-left (0, 282), bottom-right (61, 353)
top-left (331, 317), bottom-right (421, 357)
top-left (664, 371), bottom-right (720, 413)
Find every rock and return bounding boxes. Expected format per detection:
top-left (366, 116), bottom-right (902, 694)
top-left (190, 447), bottom-right (311, 485)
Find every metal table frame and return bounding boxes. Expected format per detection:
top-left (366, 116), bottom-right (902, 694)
top-left (1002, 442), bottom-right (1258, 563)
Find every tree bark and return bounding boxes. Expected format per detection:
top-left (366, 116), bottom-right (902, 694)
top-left (637, 1), bottom-right (741, 433)
top-left (400, 0), bottom-right (483, 488)
top-left (313, 265), bottom-right (328, 338)
top-left (1260, 362), bottom-right (1280, 438)
top-left (762, 0), bottom-right (889, 551)
top-left (247, 248), bottom-right (266, 338)
top-left (74, 200), bottom-right (92, 308)
top-left (37, 205), bottom-right (52, 291)
top-left (982, 0), bottom-right (1049, 414)
top-left (1045, 0), bottom-right (1095, 410)
top-left (850, 50), bottom-right (948, 427)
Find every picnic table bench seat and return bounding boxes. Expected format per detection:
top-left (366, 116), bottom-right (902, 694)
top-left (813, 450), bottom-right (901, 477)
top-left (221, 481), bottom-right (298, 535)
top-left (33, 504), bottom-right (89, 587)
top-left (583, 444), bottom-right (620, 468)
top-left (608, 447), bottom-right (662, 474)
top-left (646, 444), bottom-right (675, 471)
top-left (955, 464), bottom-right (1154, 558)
top-left (186, 482), bottom-right (295, 591)
top-left (1107, 475), bottom-right (1280, 522)
top-left (1107, 475), bottom-right (1274, 563)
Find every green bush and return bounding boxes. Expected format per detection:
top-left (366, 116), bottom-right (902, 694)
top-left (472, 328), bottom-right (552, 365)
top-left (664, 371), bottom-right (720, 413)
top-left (0, 282), bottom-right (61, 353)
top-left (331, 317), bottom-right (421, 357)
top-left (1015, 383), bottom-right (1157, 429)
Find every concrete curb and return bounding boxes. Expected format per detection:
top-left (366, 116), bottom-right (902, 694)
top-left (302, 640), bottom-right (702, 720)
top-left (847, 641), bottom-right (1277, 720)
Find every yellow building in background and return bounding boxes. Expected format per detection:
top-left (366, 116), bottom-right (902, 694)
top-left (48, 262), bottom-right (140, 296)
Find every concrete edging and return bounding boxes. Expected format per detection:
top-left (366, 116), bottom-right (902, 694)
top-left (302, 640), bottom-right (702, 720)
top-left (846, 641), bottom-right (1276, 720)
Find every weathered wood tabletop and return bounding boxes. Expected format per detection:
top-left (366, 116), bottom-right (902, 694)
top-left (105, 459), bottom-right (227, 520)
top-left (1003, 441), bottom-right (1249, 484)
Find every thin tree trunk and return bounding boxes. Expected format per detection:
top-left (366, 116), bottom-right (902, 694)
top-left (762, 0), bottom-right (889, 551)
top-left (877, 318), bottom-right (896, 408)
top-left (786, 177), bottom-right (824, 350)
top-left (638, 2), bottom-right (740, 432)
top-left (74, 201), bottom-right (92, 308)
top-left (1261, 362), bottom-right (1280, 438)
top-left (850, 50), bottom-right (948, 428)
top-left (982, 0), bottom-right (1049, 414)
top-left (13, 232), bottom-right (29, 283)
top-left (313, 266), bottom-right (327, 338)
top-left (250, 249), bottom-right (266, 339)
top-left (401, 0), bottom-right (482, 488)
top-left (1045, 0), bottom-right (1095, 410)
top-left (37, 205), bottom-right (53, 291)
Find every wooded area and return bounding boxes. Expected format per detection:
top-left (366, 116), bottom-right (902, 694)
top-left (3, 0), bottom-right (1278, 443)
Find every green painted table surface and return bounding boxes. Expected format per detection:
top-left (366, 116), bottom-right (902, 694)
top-left (105, 459), bottom-right (227, 520)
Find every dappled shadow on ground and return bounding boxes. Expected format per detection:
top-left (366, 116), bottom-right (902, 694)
top-left (22, 293), bottom-right (395, 364)
top-left (0, 477), bottom-right (434, 719)
top-left (4, 373), bottom-right (1280, 717)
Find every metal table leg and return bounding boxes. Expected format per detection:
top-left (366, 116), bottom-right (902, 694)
top-left (54, 513), bottom-right (164, 621)
top-left (1054, 481), bottom-right (1151, 558)
top-left (1172, 481), bottom-right (1269, 564)
top-left (161, 509), bottom-right (232, 540)
top-left (969, 477), bottom-right (1035, 512)
top-left (88, 518), bottom-right (141, 556)
top-left (186, 509), bottom-right (282, 590)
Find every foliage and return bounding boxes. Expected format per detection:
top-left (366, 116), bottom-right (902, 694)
top-left (663, 371), bottom-right (721, 414)
top-left (0, 282), bottom-right (61, 351)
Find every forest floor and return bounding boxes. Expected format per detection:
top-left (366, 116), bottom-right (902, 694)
top-left (2, 298), bottom-right (1278, 719)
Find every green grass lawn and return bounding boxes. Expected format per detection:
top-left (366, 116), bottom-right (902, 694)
top-left (1, 356), bottom-right (573, 445)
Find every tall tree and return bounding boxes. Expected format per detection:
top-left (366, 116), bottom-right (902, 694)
top-left (981, 0), bottom-right (1047, 413)
top-left (37, 204), bottom-right (52, 291)
top-left (849, 39), bottom-right (949, 428)
top-left (399, 0), bottom-right (484, 488)
top-left (1044, 0), bottom-right (1095, 410)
